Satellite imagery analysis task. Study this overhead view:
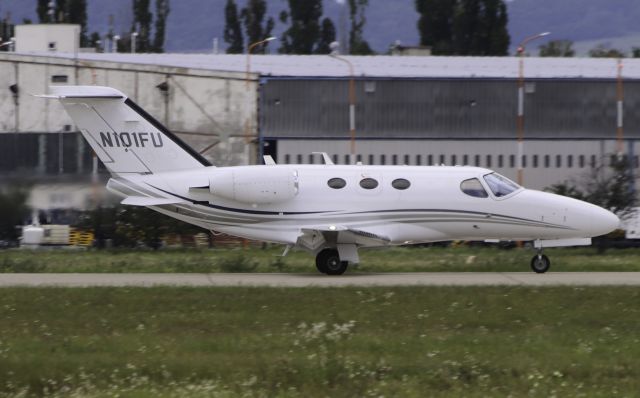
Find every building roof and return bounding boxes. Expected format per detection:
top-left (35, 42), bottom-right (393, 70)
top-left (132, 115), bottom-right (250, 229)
top-left (12, 51), bottom-right (640, 80)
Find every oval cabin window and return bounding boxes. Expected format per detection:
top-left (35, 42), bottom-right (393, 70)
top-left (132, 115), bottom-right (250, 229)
top-left (359, 178), bottom-right (379, 190)
top-left (392, 178), bottom-right (411, 190)
top-left (327, 177), bottom-right (347, 189)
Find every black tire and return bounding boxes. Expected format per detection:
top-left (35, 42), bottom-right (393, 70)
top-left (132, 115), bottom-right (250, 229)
top-left (315, 248), bottom-right (348, 275)
top-left (530, 254), bottom-right (551, 274)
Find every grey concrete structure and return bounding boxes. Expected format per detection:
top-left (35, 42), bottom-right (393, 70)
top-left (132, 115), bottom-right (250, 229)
top-left (2, 272), bottom-right (640, 287)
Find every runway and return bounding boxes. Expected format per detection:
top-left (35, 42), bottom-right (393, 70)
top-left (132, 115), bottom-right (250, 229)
top-left (2, 272), bottom-right (640, 287)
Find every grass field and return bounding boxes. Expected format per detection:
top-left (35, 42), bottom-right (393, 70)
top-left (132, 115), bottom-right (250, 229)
top-left (0, 286), bottom-right (639, 397)
top-left (2, 246), bottom-right (640, 273)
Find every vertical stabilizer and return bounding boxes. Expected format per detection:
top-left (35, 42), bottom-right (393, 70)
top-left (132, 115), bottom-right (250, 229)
top-left (49, 86), bottom-right (210, 175)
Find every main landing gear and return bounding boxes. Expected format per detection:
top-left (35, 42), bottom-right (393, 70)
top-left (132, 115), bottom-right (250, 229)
top-left (315, 248), bottom-right (349, 275)
top-left (530, 250), bottom-right (551, 274)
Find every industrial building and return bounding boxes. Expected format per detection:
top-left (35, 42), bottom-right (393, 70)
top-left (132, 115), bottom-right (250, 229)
top-left (1, 41), bottom-right (640, 213)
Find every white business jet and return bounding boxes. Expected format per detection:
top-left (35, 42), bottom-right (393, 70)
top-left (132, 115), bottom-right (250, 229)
top-left (42, 86), bottom-right (620, 275)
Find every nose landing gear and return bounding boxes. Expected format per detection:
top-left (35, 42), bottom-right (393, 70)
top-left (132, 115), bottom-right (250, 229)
top-left (530, 251), bottom-right (551, 274)
top-left (315, 248), bottom-right (349, 275)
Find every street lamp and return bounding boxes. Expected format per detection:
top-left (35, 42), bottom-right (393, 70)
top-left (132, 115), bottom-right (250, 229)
top-left (113, 35), bottom-right (121, 53)
top-left (245, 36), bottom-right (276, 89)
top-left (330, 44), bottom-right (356, 164)
top-left (516, 31), bottom-right (550, 185)
top-left (131, 32), bottom-right (138, 53)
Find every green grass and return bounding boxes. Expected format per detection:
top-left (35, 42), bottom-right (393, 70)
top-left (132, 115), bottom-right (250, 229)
top-left (2, 246), bottom-right (640, 273)
top-left (0, 286), bottom-right (639, 397)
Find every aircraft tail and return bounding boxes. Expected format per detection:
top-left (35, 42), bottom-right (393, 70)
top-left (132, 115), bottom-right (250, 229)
top-left (47, 86), bottom-right (211, 175)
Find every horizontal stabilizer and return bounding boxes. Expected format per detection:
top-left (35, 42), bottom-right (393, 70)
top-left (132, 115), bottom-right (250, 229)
top-left (121, 196), bottom-right (187, 206)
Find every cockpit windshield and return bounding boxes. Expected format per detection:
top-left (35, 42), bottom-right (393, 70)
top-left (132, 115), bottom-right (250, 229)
top-left (483, 173), bottom-right (521, 197)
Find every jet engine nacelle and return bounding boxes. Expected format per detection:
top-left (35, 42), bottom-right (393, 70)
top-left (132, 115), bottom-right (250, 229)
top-left (209, 167), bottom-right (298, 204)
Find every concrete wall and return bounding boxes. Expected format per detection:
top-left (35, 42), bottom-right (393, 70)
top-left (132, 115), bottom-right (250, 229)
top-left (15, 24), bottom-right (80, 53)
top-left (0, 53), bottom-right (258, 166)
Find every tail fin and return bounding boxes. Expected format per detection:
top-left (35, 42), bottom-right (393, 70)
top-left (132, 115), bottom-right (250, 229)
top-left (48, 86), bottom-right (211, 175)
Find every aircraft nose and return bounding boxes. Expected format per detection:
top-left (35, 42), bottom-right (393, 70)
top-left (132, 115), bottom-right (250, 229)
top-left (577, 204), bottom-right (620, 237)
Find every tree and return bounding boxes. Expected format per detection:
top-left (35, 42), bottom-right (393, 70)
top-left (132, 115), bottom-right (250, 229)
top-left (415, 0), bottom-right (510, 56)
top-left (0, 185), bottom-right (30, 243)
top-left (153, 0), bottom-right (170, 52)
top-left (546, 155), bottom-right (636, 218)
top-left (132, 0), bottom-right (153, 52)
top-left (66, 0), bottom-right (89, 47)
top-left (240, 0), bottom-right (275, 53)
top-left (632, 47), bottom-right (640, 58)
top-left (348, 0), bottom-right (373, 55)
top-left (315, 18), bottom-right (337, 54)
top-left (224, 0), bottom-right (244, 53)
top-left (539, 40), bottom-right (575, 57)
top-left (589, 44), bottom-right (625, 58)
top-left (0, 15), bottom-right (14, 50)
top-left (37, 0), bottom-right (52, 23)
top-left (279, 0), bottom-right (323, 54)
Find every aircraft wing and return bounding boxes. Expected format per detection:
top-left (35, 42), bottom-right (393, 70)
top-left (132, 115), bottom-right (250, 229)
top-left (297, 225), bottom-right (391, 252)
top-left (121, 196), bottom-right (188, 206)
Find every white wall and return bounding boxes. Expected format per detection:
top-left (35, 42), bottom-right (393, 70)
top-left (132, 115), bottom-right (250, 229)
top-left (15, 24), bottom-right (80, 53)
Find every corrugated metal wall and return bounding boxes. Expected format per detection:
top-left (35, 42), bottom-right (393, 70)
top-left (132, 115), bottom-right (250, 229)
top-left (261, 78), bottom-right (640, 139)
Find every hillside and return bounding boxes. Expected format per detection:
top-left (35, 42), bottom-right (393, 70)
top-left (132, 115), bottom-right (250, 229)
top-left (1, 0), bottom-right (640, 54)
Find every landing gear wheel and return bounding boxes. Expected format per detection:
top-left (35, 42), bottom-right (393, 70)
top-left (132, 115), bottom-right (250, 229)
top-left (530, 254), bottom-right (551, 274)
top-left (315, 248), bottom-right (348, 275)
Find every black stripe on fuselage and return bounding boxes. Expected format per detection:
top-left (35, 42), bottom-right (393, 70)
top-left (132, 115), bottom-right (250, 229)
top-left (124, 98), bottom-right (212, 167)
top-left (148, 185), bottom-right (331, 216)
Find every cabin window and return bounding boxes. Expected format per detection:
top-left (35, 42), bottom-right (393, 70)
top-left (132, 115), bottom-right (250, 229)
top-left (359, 178), bottom-right (379, 190)
top-left (327, 178), bottom-right (347, 189)
top-left (483, 173), bottom-right (520, 197)
top-left (460, 178), bottom-right (488, 198)
top-left (391, 178), bottom-right (411, 190)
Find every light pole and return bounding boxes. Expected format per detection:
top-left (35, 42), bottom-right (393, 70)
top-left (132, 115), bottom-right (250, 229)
top-left (330, 48), bottom-right (356, 164)
top-left (131, 32), bottom-right (138, 53)
top-left (246, 36), bottom-right (276, 89)
top-left (516, 31), bottom-right (550, 185)
top-left (246, 37), bottom-right (276, 161)
top-left (113, 35), bottom-right (120, 53)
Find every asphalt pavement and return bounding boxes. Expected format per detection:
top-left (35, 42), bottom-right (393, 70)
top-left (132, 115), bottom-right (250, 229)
top-left (1, 272), bottom-right (640, 287)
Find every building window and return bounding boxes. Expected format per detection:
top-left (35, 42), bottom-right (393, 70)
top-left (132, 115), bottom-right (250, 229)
top-left (285, 154), bottom-right (291, 164)
top-left (486, 155), bottom-right (492, 168)
top-left (309, 154), bottom-right (315, 164)
top-left (567, 155), bottom-right (573, 168)
top-left (297, 154), bottom-right (303, 164)
top-left (380, 154), bottom-right (386, 165)
top-left (474, 155), bottom-right (480, 167)
top-left (579, 155), bottom-right (585, 168)
top-left (51, 75), bottom-right (68, 83)
top-left (590, 155), bottom-right (597, 168)
top-left (332, 154), bottom-right (338, 164)
top-left (451, 155), bottom-right (457, 165)
top-left (522, 155), bottom-right (527, 168)
top-left (427, 155), bottom-right (433, 165)
top-left (392, 178), bottom-right (411, 190)
top-left (439, 154), bottom-right (445, 164)
top-left (416, 154), bottom-right (422, 165)
top-left (556, 155), bottom-right (562, 168)
top-left (532, 155), bottom-right (538, 168)
top-left (544, 155), bottom-right (550, 168)
top-left (368, 154), bottom-right (374, 165)
top-left (498, 155), bottom-right (503, 168)
top-left (463, 154), bottom-right (469, 165)
top-left (635, 155), bottom-right (639, 169)
top-left (344, 154), bottom-right (350, 164)
top-left (392, 154), bottom-right (398, 165)
top-left (360, 178), bottom-right (379, 190)
top-left (404, 154), bottom-right (410, 165)
top-left (327, 178), bottom-right (347, 189)
top-left (509, 155), bottom-right (515, 168)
